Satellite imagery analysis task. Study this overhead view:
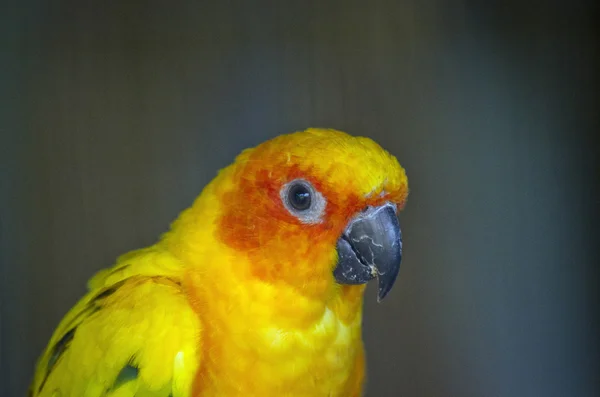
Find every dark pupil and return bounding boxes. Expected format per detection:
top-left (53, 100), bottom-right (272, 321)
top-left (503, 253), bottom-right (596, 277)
top-left (289, 184), bottom-right (311, 211)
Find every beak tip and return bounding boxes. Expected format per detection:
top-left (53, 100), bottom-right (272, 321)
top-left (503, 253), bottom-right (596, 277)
top-left (376, 261), bottom-right (401, 303)
top-left (376, 283), bottom-right (392, 303)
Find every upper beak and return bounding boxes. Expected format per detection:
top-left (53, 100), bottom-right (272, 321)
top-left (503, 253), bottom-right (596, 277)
top-left (333, 202), bottom-right (402, 302)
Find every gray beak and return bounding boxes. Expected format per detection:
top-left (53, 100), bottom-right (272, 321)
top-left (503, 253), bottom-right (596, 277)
top-left (333, 202), bottom-right (402, 302)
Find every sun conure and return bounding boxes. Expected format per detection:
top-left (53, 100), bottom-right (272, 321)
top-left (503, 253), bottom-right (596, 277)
top-left (29, 128), bottom-right (409, 397)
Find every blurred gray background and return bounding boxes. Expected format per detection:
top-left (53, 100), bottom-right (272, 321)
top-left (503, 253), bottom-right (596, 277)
top-left (1, 1), bottom-right (599, 396)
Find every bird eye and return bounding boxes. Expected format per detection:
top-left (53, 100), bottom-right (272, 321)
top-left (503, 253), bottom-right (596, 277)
top-left (288, 183), bottom-right (312, 211)
top-left (280, 179), bottom-right (326, 224)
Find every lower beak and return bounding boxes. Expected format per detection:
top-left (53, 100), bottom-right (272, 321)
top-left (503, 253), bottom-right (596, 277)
top-left (333, 202), bottom-right (402, 302)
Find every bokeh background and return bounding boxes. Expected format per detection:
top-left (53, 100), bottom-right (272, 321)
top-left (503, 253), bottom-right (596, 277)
top-left (2, 1), bottom-right (599, 396)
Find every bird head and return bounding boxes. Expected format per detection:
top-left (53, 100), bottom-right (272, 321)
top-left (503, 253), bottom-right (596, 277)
top-left (169, 128), bottom-right (408, 304)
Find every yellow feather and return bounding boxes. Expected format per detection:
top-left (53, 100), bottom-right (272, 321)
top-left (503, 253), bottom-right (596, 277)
top-left (30, 128), bottom-right (408, 397)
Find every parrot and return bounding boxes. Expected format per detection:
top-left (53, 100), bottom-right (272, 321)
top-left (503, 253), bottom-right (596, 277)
top-left (29, 128), bottom-right (409, 397)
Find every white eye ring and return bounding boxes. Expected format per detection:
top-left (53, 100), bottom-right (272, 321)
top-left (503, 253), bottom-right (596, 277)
top-left (280, 179), bottom-right (327, 224)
